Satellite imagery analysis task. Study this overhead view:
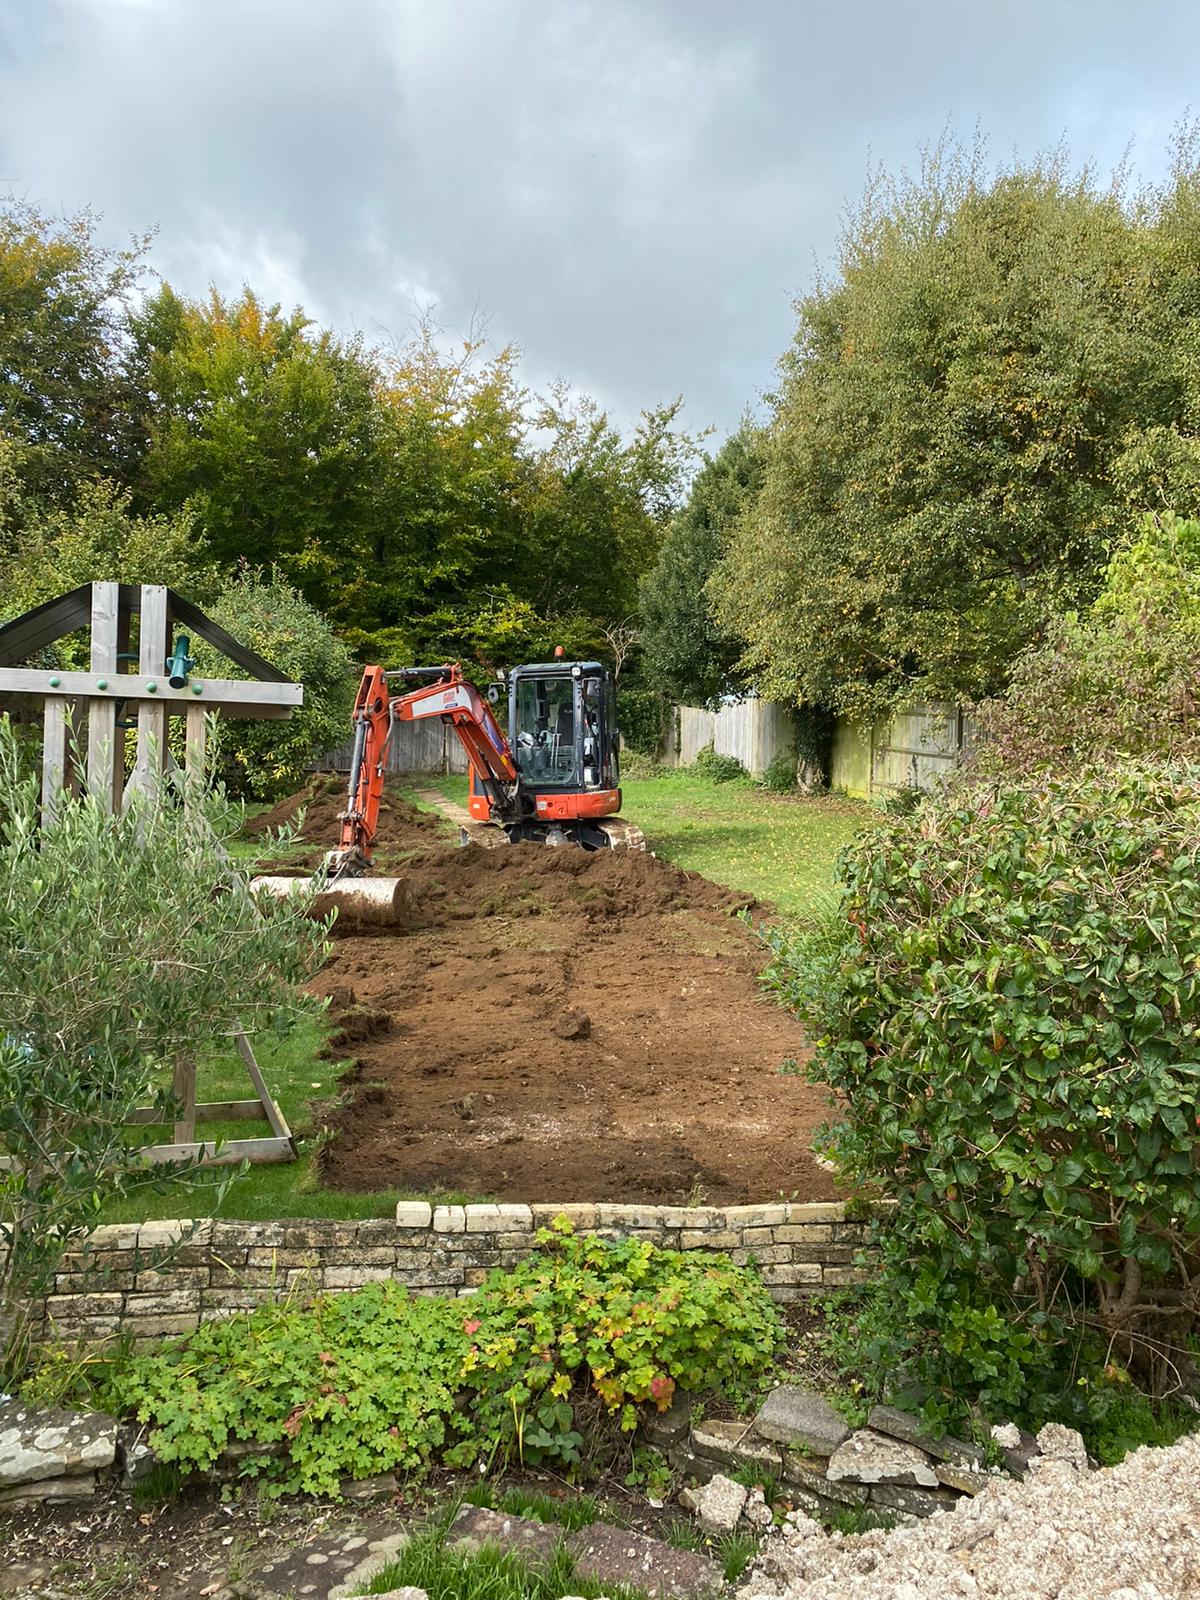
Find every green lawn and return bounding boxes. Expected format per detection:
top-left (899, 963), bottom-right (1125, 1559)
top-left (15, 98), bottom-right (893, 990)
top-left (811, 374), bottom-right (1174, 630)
top-left (433, 768), bottom-right (867, 917)
top-left (104, 769), bottom-right (867, 1222)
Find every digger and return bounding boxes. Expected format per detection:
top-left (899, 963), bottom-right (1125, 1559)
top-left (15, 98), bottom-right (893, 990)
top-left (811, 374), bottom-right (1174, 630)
top-left (254, 653), bottom-right (643, 927)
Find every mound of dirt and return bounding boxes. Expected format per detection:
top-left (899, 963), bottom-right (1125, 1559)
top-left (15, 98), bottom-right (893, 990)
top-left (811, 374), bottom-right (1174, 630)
top-left (251, 779), bottom-right (837, 1206)
top-left (242, 774), bottom-right (449, 869)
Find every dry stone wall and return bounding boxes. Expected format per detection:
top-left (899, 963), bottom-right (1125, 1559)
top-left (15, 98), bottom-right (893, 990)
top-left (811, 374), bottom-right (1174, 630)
top-left (43, 1201), bottom-right (874, 1344)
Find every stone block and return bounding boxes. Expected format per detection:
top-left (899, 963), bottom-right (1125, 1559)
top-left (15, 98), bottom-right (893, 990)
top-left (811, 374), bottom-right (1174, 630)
top-left (397, 1267), bottom-right (464, 1289)
top-left (0, 1473), bottom-right (97, 1505)
top-left (498, 1231), bottom-right (537, 1250)
top-left (642, 1389), bottom-right (691, 1447)
top-left (760, 1264), bottom-right (822, 1286)
top-left (730, 1245), bottom-right (791, 1266)
top-left (124, 1314), bottom-right (200, 1338)
top-left (782, 1451), bottom-right (869, 1506)
top-left (85, 1224), bottom-right (142, 1252)
top-left (0, 1403), bottom-right (117, 1485)
top-left (755, 1386), bottom-right (849, 1455)
top-left (244, 1247), bottom-right (319, 1269)
top-left (724, 1203), bottom-right (788, 1228)
top-left (774, 1224), bottom-right (835, 1244)
top-left (433, 1206), bottom-right (466, 1233)
top-left (868, 1482), bottom-right (960, 1517)
top-left (936, 1463), bottom-right (995, 1494)
top-left (123, 1290), bottom-right (201, 1315)
top-left (691, 1419), bottom-right (781, 1471)
top-left (322, 1266), bottom-right (393, 1289)
top-left (530, 1203), bottom-right (597, 1229)
top-left (827, 1429), bottom-right (939, 1487)
top-left (44, 1293), bottom-right (124, 1319)
top-left (394, 1200), bottom-right (433, 1229)
top-left (782, 1202), bottom-right (847, 1223)
top-left (394, 1248), bottom-right (437, 1269)
top-left (680, 1230), bottom-right (738, 1250)
top-left (822, 1267), bottom-right (873, 1287)
top-left (132, 1266), bottom-right (210, 1290)
top-left (137, 1220), bottom-right (211, 1250)
top-left (867, 1404), bottom-right (985, 1469)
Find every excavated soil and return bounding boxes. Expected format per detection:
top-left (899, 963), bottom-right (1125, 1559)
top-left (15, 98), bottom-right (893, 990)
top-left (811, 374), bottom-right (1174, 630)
top-left (255, 777), bottom-right (838, 1205)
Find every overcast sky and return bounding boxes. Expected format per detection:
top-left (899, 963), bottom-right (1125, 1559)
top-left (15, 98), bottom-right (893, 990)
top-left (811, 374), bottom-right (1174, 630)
top-left (1, 0), bottom-right (1197, 438)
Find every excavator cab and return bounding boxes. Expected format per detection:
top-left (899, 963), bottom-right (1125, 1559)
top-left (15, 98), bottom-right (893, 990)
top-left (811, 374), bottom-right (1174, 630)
top-left (467, 659), bottom-right (634, 847)
top-left (509, 661), bottom-right (618, 792)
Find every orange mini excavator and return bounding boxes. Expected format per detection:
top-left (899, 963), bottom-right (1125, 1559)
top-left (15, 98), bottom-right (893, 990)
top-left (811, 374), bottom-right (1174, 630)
top-left (329, 654), bottom-right (645, 878)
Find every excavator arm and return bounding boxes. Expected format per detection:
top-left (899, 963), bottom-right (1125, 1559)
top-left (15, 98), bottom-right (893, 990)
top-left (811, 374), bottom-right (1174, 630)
top-left (330, 664), bottom-right (520, 873)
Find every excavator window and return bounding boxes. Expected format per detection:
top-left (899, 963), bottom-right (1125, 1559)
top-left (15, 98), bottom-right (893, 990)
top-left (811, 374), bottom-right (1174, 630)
top-left (514, 674), bottom-right (578, 785)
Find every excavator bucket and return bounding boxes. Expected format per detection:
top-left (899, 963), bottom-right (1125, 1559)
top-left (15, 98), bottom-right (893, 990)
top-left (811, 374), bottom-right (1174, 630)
top-left (251, 874), bottom-right (415, 932)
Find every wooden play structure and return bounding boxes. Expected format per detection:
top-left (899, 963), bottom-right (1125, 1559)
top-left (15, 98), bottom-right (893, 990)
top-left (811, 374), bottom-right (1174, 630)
top-left (0, 580), bottom-right (305, 1168)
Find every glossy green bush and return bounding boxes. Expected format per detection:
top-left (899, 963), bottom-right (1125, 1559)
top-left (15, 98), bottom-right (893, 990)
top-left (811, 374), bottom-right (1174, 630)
top-left (765, 765), bottom-right (1200, 1419)
top-left (107, 1228), bottom-right (783, 1494)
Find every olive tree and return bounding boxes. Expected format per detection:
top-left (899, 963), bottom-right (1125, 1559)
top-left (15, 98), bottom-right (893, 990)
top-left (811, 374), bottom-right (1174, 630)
top-left (0, 724), bottom-right (328, 1373)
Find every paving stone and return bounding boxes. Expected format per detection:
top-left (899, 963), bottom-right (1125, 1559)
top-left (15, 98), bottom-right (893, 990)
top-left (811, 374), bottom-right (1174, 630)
top-left (867, 1403), bottom-right (985, 1468)
top-left (690, 1418), bottom-right (781, 1470)
top-left (0, 1401), bottom-right (117, 1485)
top-left (826, 1429), bottom-right (939, 1487)
top-left (446, 1504), bottom-right (563, 1566)
top-left (566, 1524), bottom-right (723, 1599)
top-left (753, 1384), bottom-right (850, 1456)
top-left (340, 1470), bottom-right (399, 1500)
top-left (251, 1526), bottom-right (407, 1599)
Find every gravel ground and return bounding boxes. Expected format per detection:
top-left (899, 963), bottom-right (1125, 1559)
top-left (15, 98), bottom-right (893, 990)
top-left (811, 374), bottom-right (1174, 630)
top-left (739, 1429), bottom-right (1200, 1600)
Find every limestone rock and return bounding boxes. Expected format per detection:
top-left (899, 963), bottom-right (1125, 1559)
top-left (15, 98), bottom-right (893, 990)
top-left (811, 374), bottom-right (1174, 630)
top-left (744, 1485), bottom-right (774, 1530)
top-left (686, 1471), bottom-right (748, 1532)
top-left (1031, 1422), bottom-right (1088, 1472)
top-left (0, 1401), bottom-right (117, 1486)
top-left (826, 1429), bottom-right (939, 1487)
top-left (753, 1385), bottom-right (850, 1456)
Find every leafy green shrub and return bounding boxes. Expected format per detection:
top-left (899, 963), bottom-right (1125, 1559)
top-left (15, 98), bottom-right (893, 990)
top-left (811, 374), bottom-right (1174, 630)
top-left (0, 722), bottom-right (327, 1375)
top-left (764, 764), bottom-right (1200, 1428)
top-left (107, 1228), bottom-right (783, 1494)
top-left (973, 512), bottom-right (1200, 780)
top-left (202, 568), bottom-right (356, 800)
top-left (618, 683), bottom-right (670, 758)
top-left (759, 749), bottom-right (797, 793)
top-left (693, 743), bottom-right (749, 784)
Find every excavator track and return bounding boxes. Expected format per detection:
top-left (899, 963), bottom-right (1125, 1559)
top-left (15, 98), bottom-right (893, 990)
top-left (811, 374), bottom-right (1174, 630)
top-left (457, 817), bottom-right (646, 851)
top-left (593, 817), bottom-right (647, 851)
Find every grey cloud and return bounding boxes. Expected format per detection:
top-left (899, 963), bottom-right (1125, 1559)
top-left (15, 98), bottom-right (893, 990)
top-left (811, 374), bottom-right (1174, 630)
top-left (1, 0), bottom-right (1198, 434)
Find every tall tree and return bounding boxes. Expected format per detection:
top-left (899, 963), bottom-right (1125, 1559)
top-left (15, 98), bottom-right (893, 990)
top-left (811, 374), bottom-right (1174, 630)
top-left (0, 200), bottom-right (146, 505)
top-left (129, 285), bottom-right (388, 620)
top-left (640, 422), bottom-right (764, 705)
top-left (713, 133), bottom-right (1200, 722)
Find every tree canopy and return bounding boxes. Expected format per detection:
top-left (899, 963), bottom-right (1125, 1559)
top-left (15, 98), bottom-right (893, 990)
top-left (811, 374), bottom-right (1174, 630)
top-left (712, 133), bottom-right (1200, 722)
top-left (639, 422), bottom-right (764, 705)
